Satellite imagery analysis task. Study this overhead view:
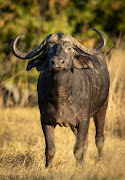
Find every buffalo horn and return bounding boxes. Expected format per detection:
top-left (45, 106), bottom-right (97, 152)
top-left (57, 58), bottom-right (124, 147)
top-left (69, 29), bottom-right (107, 55)
top-left (11, 33), bottom-right (52, 59)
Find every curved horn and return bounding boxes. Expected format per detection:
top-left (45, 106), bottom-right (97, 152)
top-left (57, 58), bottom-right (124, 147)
top-left (70, 29), bottom-right (107, 55)
top-left (11, 33), bottom-right (52, 59)
top-left (92, 28), bottom-right (107, 53)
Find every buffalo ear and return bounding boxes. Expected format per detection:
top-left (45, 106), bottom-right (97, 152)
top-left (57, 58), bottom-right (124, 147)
top-left (73, 55), bottom-right (94, 69)
top-left (26, 59), bottom-right (47, 71)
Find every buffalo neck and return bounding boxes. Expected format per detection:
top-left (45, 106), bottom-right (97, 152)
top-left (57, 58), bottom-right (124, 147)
top-left (48, 69), bottom-right (72, 107)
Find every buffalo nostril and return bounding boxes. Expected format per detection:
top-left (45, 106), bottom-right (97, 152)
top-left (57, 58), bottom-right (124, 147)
top-left (51, 60), bottom-right (55, 65)
top-left (61, 60), bottom-right (65, 64)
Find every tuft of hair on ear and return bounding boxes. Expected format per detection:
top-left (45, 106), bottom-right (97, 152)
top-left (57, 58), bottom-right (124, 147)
top-left (73, 55), bottom-right (94, 69)
top-left (26, 59), bottom-right (43, 71)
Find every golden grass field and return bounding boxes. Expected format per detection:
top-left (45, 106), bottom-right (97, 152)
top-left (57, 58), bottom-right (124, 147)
top-left (0, 41), bottom-right (125, 180)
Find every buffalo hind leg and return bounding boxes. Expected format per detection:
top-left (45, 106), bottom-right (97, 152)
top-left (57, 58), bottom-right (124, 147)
top-left (41, 121), bottom-right (55, 168)
top-left (74, 116), bottom-right (89, 165)
top-left (94, 100), bottom-right (108, 158)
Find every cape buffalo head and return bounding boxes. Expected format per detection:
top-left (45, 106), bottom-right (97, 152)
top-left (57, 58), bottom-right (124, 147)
top-left (11, 29), bottom-right (106, 72)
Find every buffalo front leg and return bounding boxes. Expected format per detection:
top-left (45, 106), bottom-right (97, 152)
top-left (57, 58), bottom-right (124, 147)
top-left (93, 100), bottom-right (108, 158)
top-left (41, 121), bottom-right (55, 168)
top-left (70, 125), bottom-right (77, 137)
top-left (74, 116), bottom-right (89, 165)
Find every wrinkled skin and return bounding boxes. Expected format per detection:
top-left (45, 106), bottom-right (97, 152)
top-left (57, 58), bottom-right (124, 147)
top-left (12, 31), bottom-right (110, 168)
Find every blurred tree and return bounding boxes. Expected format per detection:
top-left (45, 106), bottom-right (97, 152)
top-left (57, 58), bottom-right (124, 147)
top-left (0, 0), bottom-right (125, 89)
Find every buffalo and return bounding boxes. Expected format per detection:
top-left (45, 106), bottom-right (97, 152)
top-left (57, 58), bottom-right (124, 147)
top-left (12, 29), bottom-right (110, 167)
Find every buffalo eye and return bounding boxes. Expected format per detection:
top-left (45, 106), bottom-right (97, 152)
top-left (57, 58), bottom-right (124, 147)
top-left (65, 47), bottom-right (72, 53)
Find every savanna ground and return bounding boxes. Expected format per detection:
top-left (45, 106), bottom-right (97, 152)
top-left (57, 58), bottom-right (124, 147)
top-left (0, 42), bottom-right (125, 180)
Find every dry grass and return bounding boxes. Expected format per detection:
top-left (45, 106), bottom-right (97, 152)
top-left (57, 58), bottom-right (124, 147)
top-left (0, 108), bottom-right (125, 180)
top-left (0, 42), bottom-right (125, 180)
top-left (106, 39), bottom-right (125, 137)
